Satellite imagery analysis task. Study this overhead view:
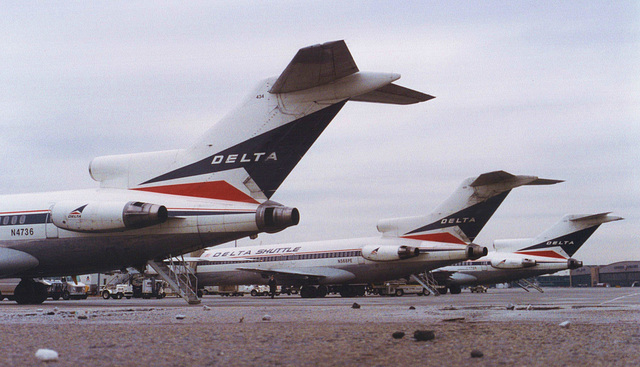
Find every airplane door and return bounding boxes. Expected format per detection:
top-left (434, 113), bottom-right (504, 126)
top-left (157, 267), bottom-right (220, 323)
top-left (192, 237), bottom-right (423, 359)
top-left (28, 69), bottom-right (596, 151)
top-left (45, 211), bottom-right (58, 239)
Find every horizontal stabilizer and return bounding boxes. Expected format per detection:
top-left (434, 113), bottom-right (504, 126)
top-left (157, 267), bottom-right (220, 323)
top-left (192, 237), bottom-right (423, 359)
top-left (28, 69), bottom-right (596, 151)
top-left (269, 40), bottom-right (359, 94)
top-left (470, 171), bottom-right (563, 187)
top-left (350, 83), bottom-right (435, 105)
top-left (527, 178), bottom-right (565, 185)
top-left (570, 212), bottom-right (624, 223)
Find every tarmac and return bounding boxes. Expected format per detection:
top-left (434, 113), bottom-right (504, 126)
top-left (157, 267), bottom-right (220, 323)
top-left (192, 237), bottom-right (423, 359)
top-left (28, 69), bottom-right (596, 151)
top-left (1, 287), bottom-right (639, 366)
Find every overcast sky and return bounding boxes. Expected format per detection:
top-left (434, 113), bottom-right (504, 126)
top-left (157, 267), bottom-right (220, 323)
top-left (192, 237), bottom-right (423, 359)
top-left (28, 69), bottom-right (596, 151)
top-left (1, 2), bottom-right (638, 265)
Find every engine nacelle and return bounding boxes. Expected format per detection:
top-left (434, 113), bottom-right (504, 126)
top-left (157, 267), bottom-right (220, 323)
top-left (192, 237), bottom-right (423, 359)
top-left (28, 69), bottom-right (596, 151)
top-left (491, 257), bottom-right (537, 269)
top-left (255, 201), bottom-right (300, 234)
top-left (51, 201), bottom-right (168, 233)
top-left (361, 244), bottom-right (420, 262)
top-left (466, 244), bottom-right (488, 260)
top-left (567, 258), bottom-right (583, 270)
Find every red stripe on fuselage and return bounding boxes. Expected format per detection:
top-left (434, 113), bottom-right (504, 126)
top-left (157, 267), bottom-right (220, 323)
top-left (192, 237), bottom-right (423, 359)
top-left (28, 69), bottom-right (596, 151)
top-left (514, 250), bottom-right (566, 259)
top-left (133, 181), bottom-right (259, 204)
top-left (401, 233), bottom-right (466, 244)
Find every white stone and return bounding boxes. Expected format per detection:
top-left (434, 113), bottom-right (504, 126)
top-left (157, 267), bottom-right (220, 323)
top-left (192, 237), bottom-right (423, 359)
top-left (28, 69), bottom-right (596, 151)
top-left (35, 349), bottom-right (59, 362)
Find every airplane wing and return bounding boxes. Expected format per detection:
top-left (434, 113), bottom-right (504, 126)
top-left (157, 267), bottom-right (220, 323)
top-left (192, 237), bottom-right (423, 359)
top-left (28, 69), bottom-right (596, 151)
top-left (235, 266), bottom-right (356, 283)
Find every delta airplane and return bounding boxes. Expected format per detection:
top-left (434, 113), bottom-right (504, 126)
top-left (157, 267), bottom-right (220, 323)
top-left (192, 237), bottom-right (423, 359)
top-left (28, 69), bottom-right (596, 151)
top-left (0, 40), bottom-right (433, 304)
top-left (195, 171), bottom-right (560, 298)
top-left (431, 212), bottom-right (623, 293)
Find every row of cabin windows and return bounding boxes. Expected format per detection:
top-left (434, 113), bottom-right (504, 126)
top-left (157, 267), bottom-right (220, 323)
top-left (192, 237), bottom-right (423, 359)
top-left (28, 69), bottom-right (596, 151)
top-left (451, 261), bottom-right (491, 266)
top-left (198, 251), bottom-right (362, 266)
top-left (0, 215), bottom-right (27, 226)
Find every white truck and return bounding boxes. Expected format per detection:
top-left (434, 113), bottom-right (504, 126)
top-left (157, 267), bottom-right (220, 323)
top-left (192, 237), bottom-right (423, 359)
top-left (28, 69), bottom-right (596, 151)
top-left (48, 277), bottom-right (88, 300)
top-left (101, 284), bottom-right (133, 299)
top-left (370, 281), bottom-right (429, 297)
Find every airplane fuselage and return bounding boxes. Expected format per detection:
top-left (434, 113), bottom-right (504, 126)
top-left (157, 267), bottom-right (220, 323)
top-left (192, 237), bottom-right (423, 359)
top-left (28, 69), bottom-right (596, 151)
top-left (435, 253), bottom-right (575, 286)
top-left (0, 188), bottom-right (268, 278)
top-left (196, 238), bottom-right (476, 287)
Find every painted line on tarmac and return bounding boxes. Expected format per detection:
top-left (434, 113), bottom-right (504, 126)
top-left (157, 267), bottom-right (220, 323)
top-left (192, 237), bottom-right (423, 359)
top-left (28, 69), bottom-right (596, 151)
top-left (599, 292), bottom-right (640, 305)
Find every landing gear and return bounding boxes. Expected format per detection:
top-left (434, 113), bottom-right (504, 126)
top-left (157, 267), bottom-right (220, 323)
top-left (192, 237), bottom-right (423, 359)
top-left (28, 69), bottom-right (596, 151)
top-left (339, 285), bottom-right (365, 298)
top-left (316, 285), bottom-right (327, 298)
top-left (437, 286), bottom-right (448, 295)
top-left (14, 279), bottom-right (48, 305)
top-left (449, 285), bottom-right (462, 294)
top-left (300, 285), bottom-right (317, 298)
top-left (300, 285), bottom-right (328, 298)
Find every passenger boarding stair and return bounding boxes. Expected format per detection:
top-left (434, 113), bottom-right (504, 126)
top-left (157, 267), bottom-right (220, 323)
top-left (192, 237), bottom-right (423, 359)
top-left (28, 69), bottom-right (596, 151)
top-left (410, 272), bottom-right (441, 296)
top-left (148, 257), bottom-right (200, 305)
top-left (104, 272), bottom-right (132, 288)
top-left (514, 278), bottom-right (544, 293)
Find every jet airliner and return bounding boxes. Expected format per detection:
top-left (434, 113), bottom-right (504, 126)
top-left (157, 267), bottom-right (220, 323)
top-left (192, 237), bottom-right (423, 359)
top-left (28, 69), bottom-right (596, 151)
top-left (431, 212), bottom-right (622, 293)
top-left (194, 171), bottom-right (560, 297)
top-left (0, 40), bottom-right (432, 304)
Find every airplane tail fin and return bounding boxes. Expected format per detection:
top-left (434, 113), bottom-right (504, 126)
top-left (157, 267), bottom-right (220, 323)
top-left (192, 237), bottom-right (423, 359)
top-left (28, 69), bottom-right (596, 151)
top-left (376, 171), bottom-right (562, 244)
top-left (511, 212), bottom-right (623, 258)
top-left (89, 41), bottom-right (433, 203)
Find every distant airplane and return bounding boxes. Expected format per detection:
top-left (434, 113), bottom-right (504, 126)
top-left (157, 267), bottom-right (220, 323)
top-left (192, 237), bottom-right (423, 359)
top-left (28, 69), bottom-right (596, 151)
top-left (431, 212), bottom-right (623, 293)
top-left (0, 40), bottom-right (433, 304)
top-left (194, 171), bottom-right (560, 298)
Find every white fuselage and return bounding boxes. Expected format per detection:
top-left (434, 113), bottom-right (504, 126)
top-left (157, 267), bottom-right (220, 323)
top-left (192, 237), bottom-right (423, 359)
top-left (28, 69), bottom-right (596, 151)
top-left (435, 251), bottom-right (573, 286)
top-left (196, 238), bottom-right (474, 286)
top-left (0, 188), bottom-right (263, 277)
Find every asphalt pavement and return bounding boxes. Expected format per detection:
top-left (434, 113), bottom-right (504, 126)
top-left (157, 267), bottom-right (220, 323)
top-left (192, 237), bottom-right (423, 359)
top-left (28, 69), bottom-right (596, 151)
top-left (1, 287), bottom-right (639, 366)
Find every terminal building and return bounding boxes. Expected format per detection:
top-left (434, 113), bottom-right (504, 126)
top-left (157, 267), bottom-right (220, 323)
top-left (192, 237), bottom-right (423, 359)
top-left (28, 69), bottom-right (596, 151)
top-left (536, 261), bottom-right (640, 287)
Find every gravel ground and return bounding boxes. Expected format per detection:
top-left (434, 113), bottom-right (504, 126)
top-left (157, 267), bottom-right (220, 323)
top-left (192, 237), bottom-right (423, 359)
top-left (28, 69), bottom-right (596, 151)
top-left (1, 299), bottom-right (639, 366)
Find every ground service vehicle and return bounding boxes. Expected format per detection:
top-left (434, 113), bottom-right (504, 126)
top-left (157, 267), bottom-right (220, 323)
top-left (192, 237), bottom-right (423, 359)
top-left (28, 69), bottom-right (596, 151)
top-left (101, 284), bottom-right (133, 299)
top-left (371, 282), bottom-right (428, 297)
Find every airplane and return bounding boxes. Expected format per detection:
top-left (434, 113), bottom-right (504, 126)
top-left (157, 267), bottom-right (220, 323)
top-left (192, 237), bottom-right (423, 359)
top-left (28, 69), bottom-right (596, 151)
top-left (0, 40), bottom-right (433, 304)
top-left (194, 171), bottom-right (561, 298)
top-left (430, 212), bottom-right (623, 293)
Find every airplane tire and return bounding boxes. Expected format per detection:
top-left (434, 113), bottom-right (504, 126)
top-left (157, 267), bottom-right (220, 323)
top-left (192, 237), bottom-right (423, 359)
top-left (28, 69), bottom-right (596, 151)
top-left (32, 282), bottom-right (48, 304)
top-left (438, 287), bottom-right (448, 295)
top-left (339, 285), bottom-right (358, 298)
top-left (14, 279), bottom-right (47, 305)
top-left (316, 285), bottom-right (328, 298)
top-left (449, 285), bottom-right (462, 294)
top-left (300, 286), bottom-right (317, 298)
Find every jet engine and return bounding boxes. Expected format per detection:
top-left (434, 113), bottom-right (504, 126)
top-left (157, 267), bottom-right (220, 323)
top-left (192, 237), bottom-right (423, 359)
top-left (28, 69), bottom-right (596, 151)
top-left (361, 244), bottom-right (420, 261)
top-left (51, 201), bottom-right (168, 233)
top-left (466, 244), bottom-right (488, 260)
top-left (567, 258), bottom-right (583, 269)
top-left (255, 201), bottom-right (300, 233)
top-left (490, 257), bottom-right (536, 269)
